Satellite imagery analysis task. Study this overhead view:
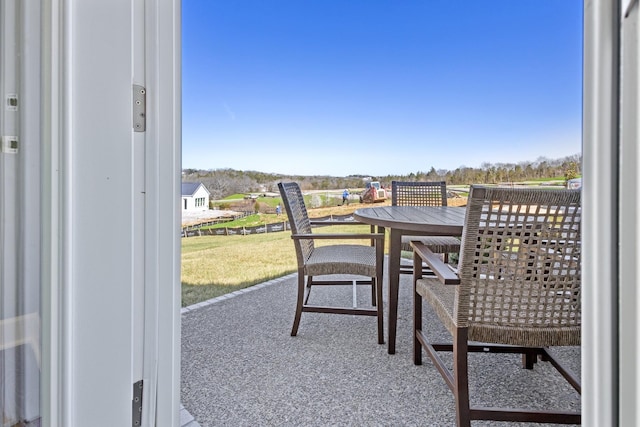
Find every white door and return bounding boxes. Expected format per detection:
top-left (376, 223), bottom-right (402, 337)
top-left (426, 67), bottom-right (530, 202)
top-left (1, 0), bottom-right (42, 424)
top-left (63, 0), bottom-right (146, 424)
top-left (32, 0), bottom-right (180, 427)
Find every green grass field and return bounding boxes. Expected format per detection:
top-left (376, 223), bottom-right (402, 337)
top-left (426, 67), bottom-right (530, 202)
top-left (181, 222), bottom-right (374, 307)
top-left (182, 181), bottom-right (570, 307)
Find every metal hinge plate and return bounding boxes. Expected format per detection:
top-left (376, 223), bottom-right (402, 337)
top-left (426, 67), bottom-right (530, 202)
top-left (6, 94), bottom-right (18, 111)
top-left (1, 136), bottom-right (18, 154)
top-left (132, 379), bottom-right (143, 426)
top-left (133, 85), bottom-right (146, 132)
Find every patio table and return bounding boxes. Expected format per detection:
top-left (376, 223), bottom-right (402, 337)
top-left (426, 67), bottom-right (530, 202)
top-left (353, 205), bottom-right (466, 354)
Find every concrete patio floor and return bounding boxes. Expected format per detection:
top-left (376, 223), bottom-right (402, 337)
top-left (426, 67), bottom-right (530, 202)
top-left (180, 262), bottom-right (581, 426)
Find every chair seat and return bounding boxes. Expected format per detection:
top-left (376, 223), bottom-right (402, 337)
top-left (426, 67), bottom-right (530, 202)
top-left (415, 277), bottom-right (457, 334)
top-left (305, 245), bottom-right (377, 277)
top-left (416, 276), bottom-right (581, 347)
top-left (401, 235), bottom-right (460, 254)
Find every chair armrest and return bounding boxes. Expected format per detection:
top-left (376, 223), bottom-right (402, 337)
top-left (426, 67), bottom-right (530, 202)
top-left (292, 233), bottom-right (384, 241)
top-left (411, 241), bottom-right (460, 285)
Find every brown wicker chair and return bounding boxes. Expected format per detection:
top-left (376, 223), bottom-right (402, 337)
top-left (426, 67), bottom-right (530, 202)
top-left (391, 180), bottom-right (461, 273)
top-left (413, 185), bottom-right (581, 426)
top-left (278, 182), bottom-right (385, 344)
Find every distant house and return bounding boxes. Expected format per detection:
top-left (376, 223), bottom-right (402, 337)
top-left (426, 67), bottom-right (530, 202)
top-left (182, 182), bottom-right (210, 211)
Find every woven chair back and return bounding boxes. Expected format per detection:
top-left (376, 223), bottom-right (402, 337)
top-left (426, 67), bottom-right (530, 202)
top-left (456, 186), bottom-right (581, 332)
top-left (278, 182), bottom-right (314, 264)
top-left (392, 181), bottom-right (448, 207)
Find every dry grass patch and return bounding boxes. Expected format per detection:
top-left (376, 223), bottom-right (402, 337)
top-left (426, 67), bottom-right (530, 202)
top-left (181, 198), bottom-right (467, 306)
top-left (181, 223), bottom-right (373, 306)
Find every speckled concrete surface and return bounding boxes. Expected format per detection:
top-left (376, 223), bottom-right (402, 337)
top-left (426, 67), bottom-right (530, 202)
top-left (181, 263), bottom-right (581, 427)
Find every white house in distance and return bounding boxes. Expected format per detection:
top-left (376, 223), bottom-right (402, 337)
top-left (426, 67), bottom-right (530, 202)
top-left (182, 182), bottom-right (210, 211)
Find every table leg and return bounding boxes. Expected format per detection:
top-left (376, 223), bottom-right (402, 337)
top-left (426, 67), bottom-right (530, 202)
top-left (388, 229), bottom-right (402, 354)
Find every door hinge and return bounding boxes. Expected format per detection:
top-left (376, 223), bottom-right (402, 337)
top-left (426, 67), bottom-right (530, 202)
top-left (1, 136), bottom-right (18, 154)
top-left (6, 93), bottom-right (18, 111)
top-left (132, 379), bottom-right (143, 426)
top-left (133, 85), bottom-right (146, 132)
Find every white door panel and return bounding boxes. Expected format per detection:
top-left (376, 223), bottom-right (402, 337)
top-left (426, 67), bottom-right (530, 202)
top-left (1, 0), bottom-right (42, 424)
top-left (66, 0), bottom-right (143, 424)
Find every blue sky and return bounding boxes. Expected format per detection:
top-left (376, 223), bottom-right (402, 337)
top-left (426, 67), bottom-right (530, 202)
top-left (182, 0), bottom-right (583, 176)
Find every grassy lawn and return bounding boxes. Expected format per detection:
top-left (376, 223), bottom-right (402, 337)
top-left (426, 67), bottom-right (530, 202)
top-left (181, 222), bottom-right (375, 307)
top-left (181, 194), bottom-right (469, 306)
top-left (181, 196), bottom-right (470, 306)
top-left (181, 231), bottom-right (296, 306)
top-left (182, 182), bottom-right (573, 306)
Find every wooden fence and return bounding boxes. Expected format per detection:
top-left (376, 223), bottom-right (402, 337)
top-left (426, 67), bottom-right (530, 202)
top-left (181, 214), bottom-right (357, 238)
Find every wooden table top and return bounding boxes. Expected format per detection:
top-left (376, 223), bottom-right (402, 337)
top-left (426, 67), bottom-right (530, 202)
top-left (353, 205), bottom-right (466, 235)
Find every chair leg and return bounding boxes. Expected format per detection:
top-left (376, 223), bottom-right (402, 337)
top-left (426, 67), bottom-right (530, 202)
top-left (291, 272), bottom-right (306, 336)
top-left (375, 235), bottom-right (385, 344)
top-left (371, 278), bottom-right (377, 306)
top-left (376, 277), bottom-right (384, 345)
top-left (304, 276), bottom-right (313, 304)
top-left (413, 281), bottom-right (423, 365)
top-left (522, 348), bottom-right (538, 369)
top-left (453, 328), bottom-right (471, 427)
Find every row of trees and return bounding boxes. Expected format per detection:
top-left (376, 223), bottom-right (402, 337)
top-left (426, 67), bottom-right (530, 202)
top-left (182, 154), bottom-right (582, 200)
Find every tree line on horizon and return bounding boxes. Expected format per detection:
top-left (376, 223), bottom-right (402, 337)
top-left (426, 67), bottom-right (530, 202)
top-left (182, 153), bottom-right (582, 200)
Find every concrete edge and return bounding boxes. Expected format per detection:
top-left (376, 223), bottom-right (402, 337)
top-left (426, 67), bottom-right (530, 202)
top-left (180, 273), bottom-right (297, 316)
top-left (180, 404), bottom-right (201, 427)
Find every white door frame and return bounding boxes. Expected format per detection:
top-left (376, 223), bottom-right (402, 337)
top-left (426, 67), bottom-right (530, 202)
top-left (40, 1), bottom-right (181, 426)
top-left (582, 0), bottom-right (619, 425)
top-left (583, 0), bottom-right (639, 425)
top-left (1, 0), bottom-right (43, 423)
top-left (140, 0), bottom-right (182, 424)
top-left (617, 0), bottom-right (640, 425)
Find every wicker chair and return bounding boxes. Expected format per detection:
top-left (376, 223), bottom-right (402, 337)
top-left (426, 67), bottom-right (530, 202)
top-left (413, 185), bottom-right (581, 426)
top-left (391, 180), bottom-right (461, 272)
top-left (278, 182), bottom-right (385, 344)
